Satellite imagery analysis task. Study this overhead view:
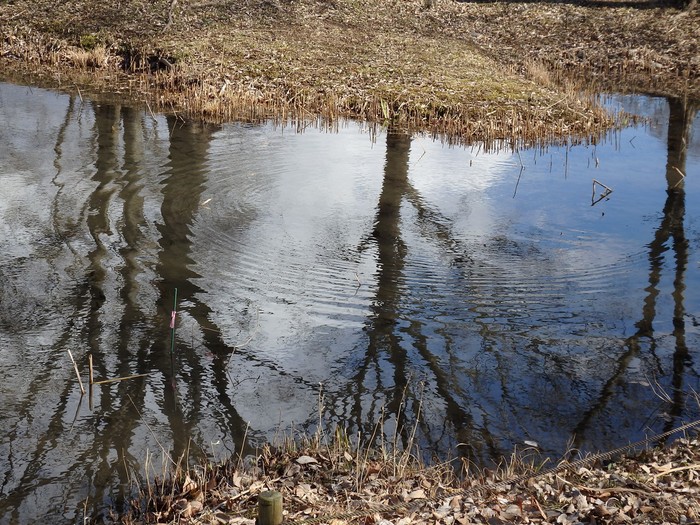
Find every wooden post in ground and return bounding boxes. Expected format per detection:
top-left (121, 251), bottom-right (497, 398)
top-left (258, 491), bottom-right (283, 525)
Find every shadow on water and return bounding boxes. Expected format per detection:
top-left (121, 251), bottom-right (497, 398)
top-left (330, 96), bottom-right (700, 465)
top-left (346, 130), bottom-right (499, 462)
top-left (570, 97), bottom-right (699, 447)
top-left (0, 83), bottom-right (699, 523)
top-left (155, 115), bottom-right (248, 460)
top-left (0, 93), bottom-right (252, 522)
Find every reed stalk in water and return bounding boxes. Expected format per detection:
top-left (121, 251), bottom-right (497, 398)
top-left (67, 349), bottom-right (85, 395)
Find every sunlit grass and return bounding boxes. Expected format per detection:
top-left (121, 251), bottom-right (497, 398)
top-left (0, 0), bottom-right (617, 148)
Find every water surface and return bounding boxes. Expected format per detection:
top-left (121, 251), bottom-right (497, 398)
top-left (0, 82), bottom-right (699, 523)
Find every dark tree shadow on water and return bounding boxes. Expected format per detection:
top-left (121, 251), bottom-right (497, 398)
top-left (5, 107), bottom-right (256, 522)
top-left (659, 98), bottom-right (698, 433)
top-left (344, 99), bottom-right (699, 467)
top-left (2, 102), bottom-right (154, 522)
top-left (345, 129), bottom-right (499, 463)
top-left (570, 97), bottom-right (699, 450)
top-left (155, 115), bottom-right (248, 459)
top-left (154, 117), bottom-right (319, 455)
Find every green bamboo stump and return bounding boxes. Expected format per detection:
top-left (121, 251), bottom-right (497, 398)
top-left (258, 490), bottom-right (283, 525)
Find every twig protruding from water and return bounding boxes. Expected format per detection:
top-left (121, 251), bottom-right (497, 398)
top-left (592, 178), bottom-right (613, 206)
top-left (67, 349), bottom-right (85, 395)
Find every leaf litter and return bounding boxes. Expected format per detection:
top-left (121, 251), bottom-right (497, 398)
top-left (1, 1), bottom-right (699, 523)
top-left (103, 430), bottom-right (700, 524)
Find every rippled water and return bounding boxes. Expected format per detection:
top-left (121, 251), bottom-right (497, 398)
top-left (1, 82), bottom-right (699, 523)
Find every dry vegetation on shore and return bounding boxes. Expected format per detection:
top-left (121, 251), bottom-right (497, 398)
top-left (4, 0), bottom-right (697, 145)
top-left (1, 0), bottom-right (697, 146)
top-left (450, 0), bottom-right (699, 100)
top-left (107, 424), bottom-right (700, 525)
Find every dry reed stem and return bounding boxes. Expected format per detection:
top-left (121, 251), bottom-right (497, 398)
top-left (91, 373), bottom-right (150, 385)
top-left (67, 348), bottom-right (85, 395)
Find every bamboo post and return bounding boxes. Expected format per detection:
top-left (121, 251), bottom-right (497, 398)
top-left (258, 491), bottom-right (283, 525)
top-left (170, 287), bottom-right (178, 355)
top-left (88, 354), bottom-right (94, 410)
top-left (67, 349), bottom-right (85, 395)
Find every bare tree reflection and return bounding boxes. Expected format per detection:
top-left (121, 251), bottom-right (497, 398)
top-left (3, 102), bottom-right (149, 520)
top-left (349, 130), bottom-right (497, 462)
top-left (5, 106), bottom-right (254, 520)
top-left (156, 115), bottom-right (247, 458)
top-left (571, 97), bottom-right (698, 447)
top-left (661, 97), bottom-right (697, 431)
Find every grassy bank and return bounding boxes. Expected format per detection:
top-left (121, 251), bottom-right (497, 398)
top-left (2, 1), bottom-right (696, 145)
top-left (0, 0), bottom-right (628, 146)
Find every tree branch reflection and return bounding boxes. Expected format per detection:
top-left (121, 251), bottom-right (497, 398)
top-left (350, 130), bottom-right (495, 461)
top-left (571, 97), bottom-right (698, 448)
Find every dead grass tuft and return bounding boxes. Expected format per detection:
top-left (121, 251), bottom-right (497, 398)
top-left (65, 45), bottom-right (109, 69)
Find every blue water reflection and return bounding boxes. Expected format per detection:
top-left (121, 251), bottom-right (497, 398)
top-left (0, 82), bottom-right (698, 523)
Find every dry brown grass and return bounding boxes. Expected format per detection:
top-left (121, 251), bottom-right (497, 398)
top-left (102, 390), bottom-right (700, 524)
top-left (0, 0), bottom-right (696, 144)
top-left (454, 0), bottom-right (699, 99)
top-left (65, 45), bottom-right (109, 69)
top-left (0, 0), bottom-right (628, 147)
top-left (101, 423), bottom-right (700, 525)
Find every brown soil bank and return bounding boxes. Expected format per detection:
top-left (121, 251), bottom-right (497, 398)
top-left (1, 0), bottom-right (696, 145)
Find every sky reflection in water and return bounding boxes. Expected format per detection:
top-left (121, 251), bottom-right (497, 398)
top-left (0, 82), bottom-right (699, 523)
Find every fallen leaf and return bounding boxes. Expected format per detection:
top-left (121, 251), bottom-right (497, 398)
top-left (232, 472), bottom-right (242, 488)
top-left (296, 455), bottom-right (319, 465)
top-left (183, 500), bottom-right (203, 518)
top-left (296, 483), bottom-right (312, 498)
top-left (407, 489), bottom-right (426, 500)
top-left (249, 481), bottom-right (265, 492)
top-left (653, 462), bottom-right (674, 473)
top-left (182, 475), bottom-right (198, 493)
top-left (206, 477), bottom-right (217, 491)
top-left (283, 463), bottom-right (302, 477)
top-left (500, 504), bottom-right (522, 520)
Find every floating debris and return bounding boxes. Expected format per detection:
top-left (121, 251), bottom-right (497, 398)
top-left (592, 178), bottom-right (614, 206)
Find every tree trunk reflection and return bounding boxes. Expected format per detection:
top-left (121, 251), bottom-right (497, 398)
top-left (351, 130), bottom-right (494, 461)
top-left (156, 116), bottom-right (246, 459)
top-left (571, 98), bottom-right (698, 447)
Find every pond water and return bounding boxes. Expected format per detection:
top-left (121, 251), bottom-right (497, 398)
top-left (0, 81), bottom-right (699, 523)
